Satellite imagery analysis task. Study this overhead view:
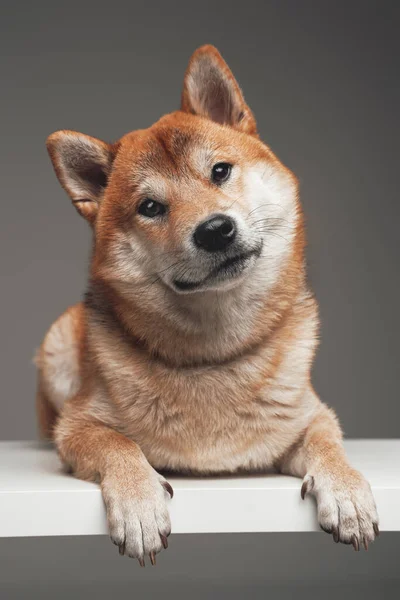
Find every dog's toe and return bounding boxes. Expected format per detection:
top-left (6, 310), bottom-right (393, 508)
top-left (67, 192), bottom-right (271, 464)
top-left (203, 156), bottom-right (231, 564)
top-left (103, 470), bottom-right (172, 563)
top-left (303, 469), bottom-right (379, 549)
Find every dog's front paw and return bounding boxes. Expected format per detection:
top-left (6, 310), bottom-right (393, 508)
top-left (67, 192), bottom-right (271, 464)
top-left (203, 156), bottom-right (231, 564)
top-left (301, 469), bottom-right (379, 550)
top-left (102, 468), bottom-right (173, 565)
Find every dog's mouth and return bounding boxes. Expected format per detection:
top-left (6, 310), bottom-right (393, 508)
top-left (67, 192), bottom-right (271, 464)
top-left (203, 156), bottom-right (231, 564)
top-left (172, 244), bottom-right (263, 293)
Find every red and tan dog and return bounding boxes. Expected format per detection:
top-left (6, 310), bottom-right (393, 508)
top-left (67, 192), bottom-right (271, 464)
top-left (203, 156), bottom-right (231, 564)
top-left (36, 45), bottom-right (379, 564)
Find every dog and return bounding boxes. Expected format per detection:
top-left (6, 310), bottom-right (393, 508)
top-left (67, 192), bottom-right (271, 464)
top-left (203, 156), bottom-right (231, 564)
top-left (36, 45), bottom-right (379, 565)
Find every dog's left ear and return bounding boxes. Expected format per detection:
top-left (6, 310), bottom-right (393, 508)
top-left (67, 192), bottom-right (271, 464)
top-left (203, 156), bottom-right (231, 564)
top-left (181, 45), bottom-right (257, 136)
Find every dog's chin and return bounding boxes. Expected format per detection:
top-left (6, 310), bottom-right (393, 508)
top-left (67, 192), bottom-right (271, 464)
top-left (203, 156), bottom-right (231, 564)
top-left (167, 248), bottom-right (262, 295)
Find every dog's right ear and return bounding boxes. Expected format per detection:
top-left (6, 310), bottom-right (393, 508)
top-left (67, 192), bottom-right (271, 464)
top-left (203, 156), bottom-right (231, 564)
top-left (46, 130), bottom-right (116, 224)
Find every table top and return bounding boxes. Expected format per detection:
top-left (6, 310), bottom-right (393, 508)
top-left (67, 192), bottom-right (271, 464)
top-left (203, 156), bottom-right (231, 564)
top-left (0, 440), bottom-right (399, 537)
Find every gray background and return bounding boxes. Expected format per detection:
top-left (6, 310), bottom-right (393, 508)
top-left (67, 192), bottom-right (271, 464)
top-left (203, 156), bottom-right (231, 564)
top-left (0, 0), bottom-right (398, 598)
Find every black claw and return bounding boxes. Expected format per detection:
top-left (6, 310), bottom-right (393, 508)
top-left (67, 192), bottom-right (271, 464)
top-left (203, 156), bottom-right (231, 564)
top-left (332, 526), bottom-right (340, 543)
top-left (160, 534), bottom-right (168, 549)
top-left (301, 476), bottom-right (314, 500)
top-left (150, 551), bottom-right (156, 566)
top-left (162, 481), bottom-right (174, 499)
top-left (118, 542), bottom-right (125, 556)
top-left (352, 535), bottom-right (360, 552)
top-left (300, 480), bottom-right (308, 500)
top-left (363, 537), bottom-right (369, 551)
top-left (373, 523), bottom-right (380, 537)
top-left (138, 557), bottom-right (145, 567)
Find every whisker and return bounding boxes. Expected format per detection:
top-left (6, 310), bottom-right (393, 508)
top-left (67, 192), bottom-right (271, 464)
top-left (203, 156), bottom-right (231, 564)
top-left (227, 195), bottom-right (243, 211)
top-left (255, 229), bottom-right (291, 243)
top-left (250, 217), bottom-right (292, 228)
top-left (246, 203), bottom-right (284, 218)
top-left (156, 259), bottom-right (185, 276)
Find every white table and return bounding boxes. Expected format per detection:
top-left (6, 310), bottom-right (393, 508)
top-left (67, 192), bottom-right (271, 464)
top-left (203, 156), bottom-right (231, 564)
top-left (0, 440), bottom-right (399, 537)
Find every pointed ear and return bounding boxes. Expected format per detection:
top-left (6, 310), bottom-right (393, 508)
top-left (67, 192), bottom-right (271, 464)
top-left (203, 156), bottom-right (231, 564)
top-left (46, 130), bottom-right (116, 224)
top-left (181, 45), bottom-right (257, 136)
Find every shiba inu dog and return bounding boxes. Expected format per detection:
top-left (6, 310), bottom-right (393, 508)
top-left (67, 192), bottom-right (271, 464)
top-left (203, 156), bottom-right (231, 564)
top-left (36, 45), bottom-right (379, 565)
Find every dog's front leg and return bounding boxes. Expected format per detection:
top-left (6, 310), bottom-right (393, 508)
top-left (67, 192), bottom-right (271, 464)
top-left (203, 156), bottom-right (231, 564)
top-left (281, 399), bottom-right (379, 549)
top-left (54, 408), bottom-right (173, 564)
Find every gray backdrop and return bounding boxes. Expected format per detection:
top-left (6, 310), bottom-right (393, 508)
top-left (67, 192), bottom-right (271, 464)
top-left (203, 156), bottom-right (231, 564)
top-left (0, 1), bottom-right (399, 598)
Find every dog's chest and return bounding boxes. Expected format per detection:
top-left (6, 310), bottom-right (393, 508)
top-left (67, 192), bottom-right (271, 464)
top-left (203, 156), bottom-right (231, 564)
top-left (108, 349), bottom-right (305, 473)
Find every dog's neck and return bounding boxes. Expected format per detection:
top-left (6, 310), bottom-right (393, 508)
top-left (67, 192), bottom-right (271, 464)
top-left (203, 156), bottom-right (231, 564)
top-left (86, 254), bottom-right (306, 368)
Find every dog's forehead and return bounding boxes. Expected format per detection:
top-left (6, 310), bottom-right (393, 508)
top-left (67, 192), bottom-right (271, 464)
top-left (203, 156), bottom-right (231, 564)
top-left (148, 127), bottom-right (205, 175)
top-left (116, 113), bottom-right (248, 185)
top-left (119, 121), bottom-right (207, 177)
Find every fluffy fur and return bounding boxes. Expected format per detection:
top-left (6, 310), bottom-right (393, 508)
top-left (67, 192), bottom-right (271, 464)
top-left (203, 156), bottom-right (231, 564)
top-left (36, 45), bottom-right (379, 564)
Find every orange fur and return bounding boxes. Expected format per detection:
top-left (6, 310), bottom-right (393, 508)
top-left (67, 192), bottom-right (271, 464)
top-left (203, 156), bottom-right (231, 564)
top-left (37, 45), bottom-right (378, 562)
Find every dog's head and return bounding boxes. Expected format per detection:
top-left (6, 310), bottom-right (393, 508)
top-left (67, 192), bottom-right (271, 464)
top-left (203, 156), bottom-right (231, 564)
top-left (47, 46), bottom-right (302, 299)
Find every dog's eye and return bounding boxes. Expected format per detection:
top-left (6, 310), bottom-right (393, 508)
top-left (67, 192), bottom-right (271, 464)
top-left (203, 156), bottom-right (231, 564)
top-left (138, 199), bottom-right (166, 218)
top-left (211, 163), bottom-right (232, 185)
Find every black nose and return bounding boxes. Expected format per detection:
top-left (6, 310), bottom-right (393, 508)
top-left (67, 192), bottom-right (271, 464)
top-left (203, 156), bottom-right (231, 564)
top-left (193, 214), bottom-right (237, 252)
